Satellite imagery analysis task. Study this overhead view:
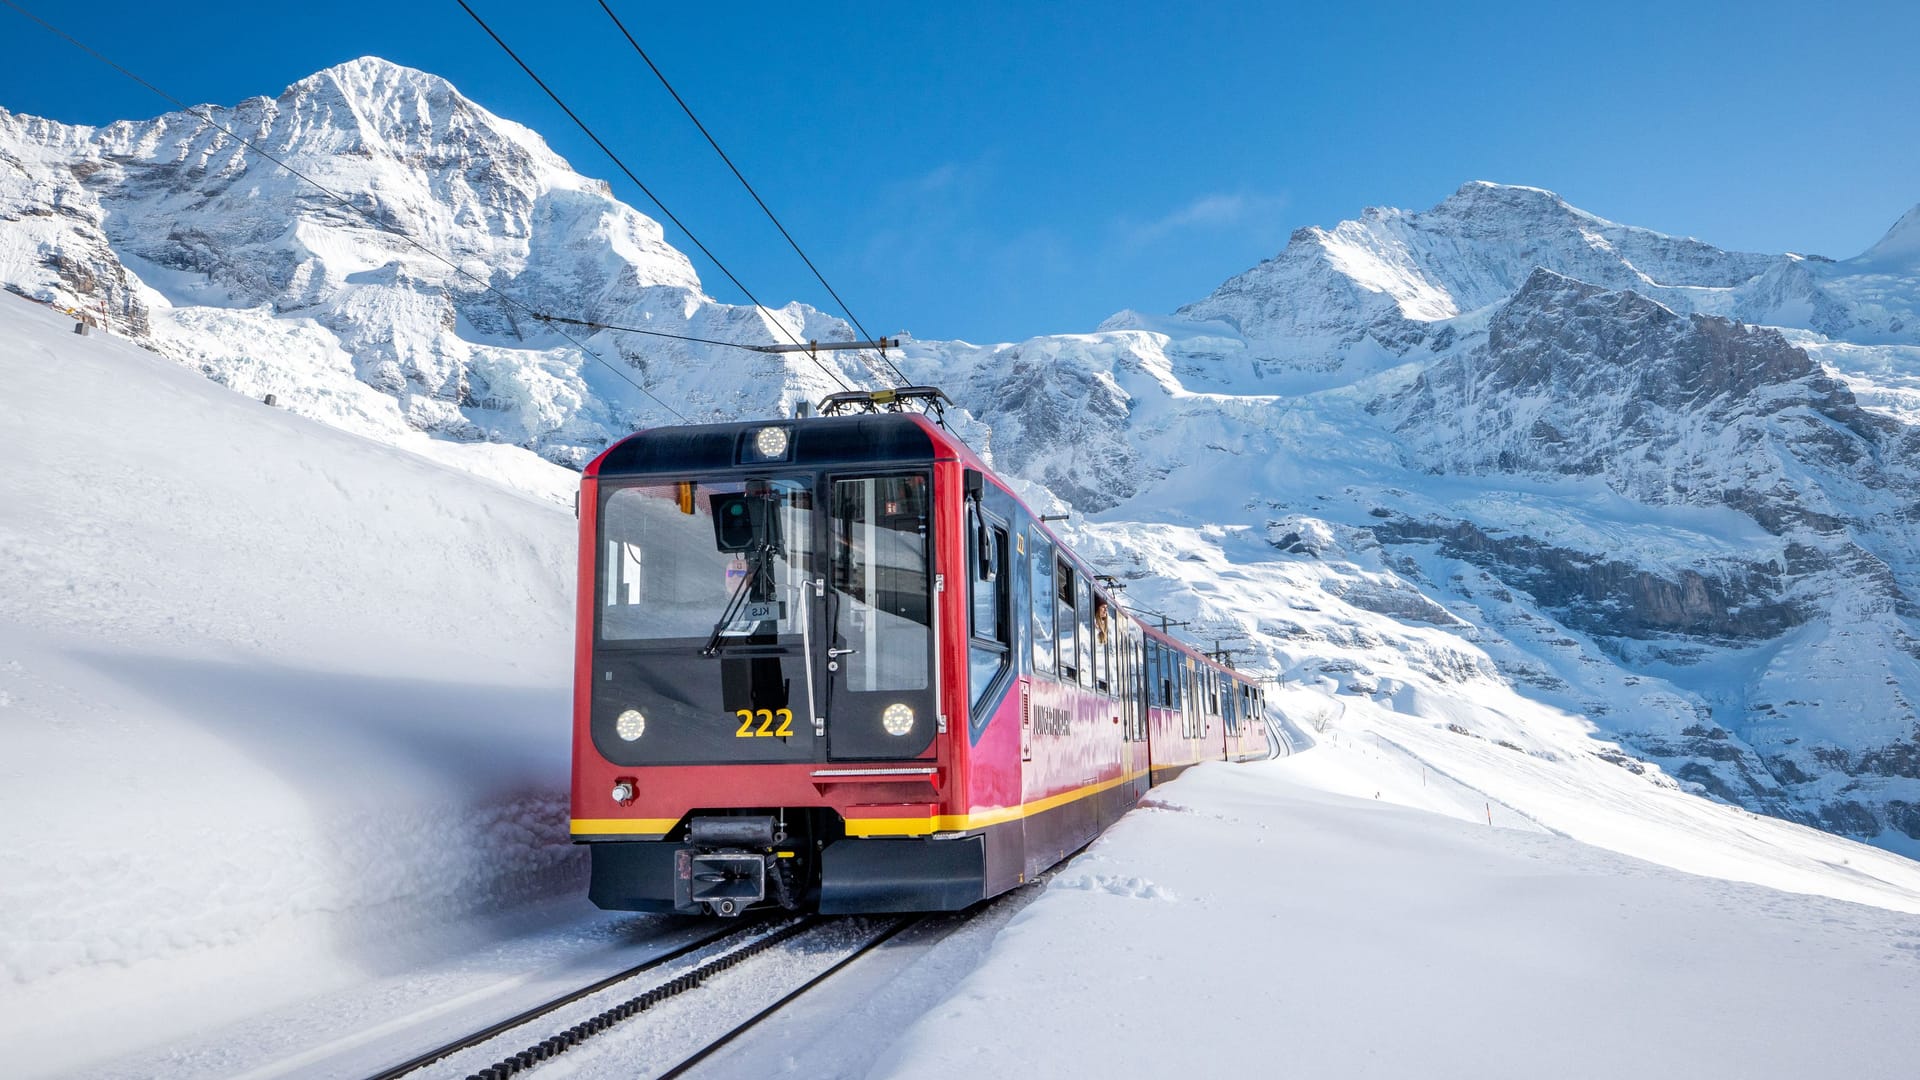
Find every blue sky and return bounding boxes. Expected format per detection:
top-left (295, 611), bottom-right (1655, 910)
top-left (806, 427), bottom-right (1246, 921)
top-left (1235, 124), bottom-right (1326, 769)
top-left (4, 0), bottom-right (1917, 343)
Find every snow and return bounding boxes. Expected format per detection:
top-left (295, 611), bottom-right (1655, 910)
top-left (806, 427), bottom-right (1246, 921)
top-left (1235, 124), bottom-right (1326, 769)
top-left (876, 754), bottom-right (1920, 1080)
top-left (5, 285), bottom-right (1920, 1080)
top-left (0, 295), bottom-right (591, 1075)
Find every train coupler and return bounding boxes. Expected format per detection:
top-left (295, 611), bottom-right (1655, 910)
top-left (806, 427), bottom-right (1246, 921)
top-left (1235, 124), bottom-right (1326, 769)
top-left (683, 850), bottom-right (765, 916)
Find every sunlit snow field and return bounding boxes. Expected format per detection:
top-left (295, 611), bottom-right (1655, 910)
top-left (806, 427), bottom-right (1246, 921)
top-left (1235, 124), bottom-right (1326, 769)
top-left (4, 295), bottom-right (1920, 1079)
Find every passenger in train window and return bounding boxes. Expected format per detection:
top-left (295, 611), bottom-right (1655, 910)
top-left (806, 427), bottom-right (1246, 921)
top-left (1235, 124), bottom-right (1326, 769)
top-left (1093, 596), bottom-right (1111, 694)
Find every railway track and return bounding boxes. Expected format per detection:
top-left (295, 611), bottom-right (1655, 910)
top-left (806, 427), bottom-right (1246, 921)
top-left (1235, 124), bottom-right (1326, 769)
top-left (369, 914), bottom-right (923, 1080)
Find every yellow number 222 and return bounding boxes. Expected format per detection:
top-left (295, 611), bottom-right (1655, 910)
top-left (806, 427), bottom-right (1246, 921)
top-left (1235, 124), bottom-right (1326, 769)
top-left (734, 708), bottom-right (794, 738)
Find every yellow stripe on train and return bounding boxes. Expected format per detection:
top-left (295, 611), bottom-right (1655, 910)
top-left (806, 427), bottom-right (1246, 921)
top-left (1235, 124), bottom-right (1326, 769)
top-left (844, 768), bottom-right (1149, 838)
top-left (570, 817), bottom-right (681, 837)
top-left (570, 768), bottom-right (1151, 840)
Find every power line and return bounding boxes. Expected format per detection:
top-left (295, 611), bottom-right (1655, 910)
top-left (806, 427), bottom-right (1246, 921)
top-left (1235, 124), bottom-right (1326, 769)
top-left (454, 0), bottom-right (856, 394)
top-left (0, 0), bottom-right (696, 423)
top-left (593, 0), bottom-right (911, 390)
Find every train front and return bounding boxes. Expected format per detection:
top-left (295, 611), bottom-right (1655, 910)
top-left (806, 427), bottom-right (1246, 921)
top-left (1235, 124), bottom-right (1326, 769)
top-left (571, 414), bottom-right (976, 915)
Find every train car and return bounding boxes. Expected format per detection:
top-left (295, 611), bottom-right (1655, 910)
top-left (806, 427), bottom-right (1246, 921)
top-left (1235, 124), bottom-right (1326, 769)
top-left (570, 389), bottom-right (1270, 915)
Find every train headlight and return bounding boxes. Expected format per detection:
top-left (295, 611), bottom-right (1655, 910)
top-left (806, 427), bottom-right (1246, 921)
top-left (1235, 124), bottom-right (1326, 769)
top-left (751, 426), bottom-right (790, 460)
top-left (611, 781), bottom-right (635, 804)
top-left (881, 703), bottom-right (914, 736)
top-left (616, 709), bottom-right (646, 741)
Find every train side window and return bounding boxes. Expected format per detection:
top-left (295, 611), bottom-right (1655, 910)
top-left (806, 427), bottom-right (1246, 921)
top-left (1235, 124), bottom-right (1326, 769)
top-left (968, 515), bottom-right (1011, 713)
top-left (969, 509), bottom-right (1006, 642)
top-left (1031, 537), bottom-right (1056, 674)
top-left (1106, 611), bottom-right (1118, 696)
top-left (1158, 646), bottom-right (1172, 708)
top-left (1146, 642), bottom-right (1159, 707)
top-left (1121, 626), bottom-right (1136, 734)
top-left (1175, 661), bottom-right (1190, 734)
top-left (1093, 593), bottom-right (1112, 694)
top-left (1075, 578), bottom-right (1094, 688)
top-left (1056, 560), bottom-right (1078, 682)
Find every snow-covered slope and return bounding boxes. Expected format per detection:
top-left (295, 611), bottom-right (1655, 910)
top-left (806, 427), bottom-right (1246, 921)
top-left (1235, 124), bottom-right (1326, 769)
top-left (0, 294), bottom-right (583, 1073)
top-left (4, 59), bottom-right (1919, 859)
top-left (877, 754), bottom-right (1920, 1080)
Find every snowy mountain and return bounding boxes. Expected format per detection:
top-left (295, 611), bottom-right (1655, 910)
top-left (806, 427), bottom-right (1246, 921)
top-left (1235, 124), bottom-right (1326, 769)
top-left (0, 57), bottom-right (868, 470)
top-left (4, 58), bottom-right (1920, 859)
top-left (1172, 180), bottom-right (1920, 363)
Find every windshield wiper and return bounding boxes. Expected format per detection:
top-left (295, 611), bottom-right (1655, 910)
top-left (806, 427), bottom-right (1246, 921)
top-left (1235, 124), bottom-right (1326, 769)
top-left (701, 540), bottom-right (778, 657)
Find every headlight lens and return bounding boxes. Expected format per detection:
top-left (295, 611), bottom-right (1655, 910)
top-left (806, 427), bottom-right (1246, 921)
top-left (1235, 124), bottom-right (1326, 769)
top-left (753, 426), bottom-right (790, 459)
top-left (881, 703), bottom-right (914, 736)
top-left (616, 709), bottom-right (646, 741)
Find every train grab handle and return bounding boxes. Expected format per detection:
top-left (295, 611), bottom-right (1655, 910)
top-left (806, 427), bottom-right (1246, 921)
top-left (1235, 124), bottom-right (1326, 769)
top-left (799, 577), bottom-right (825, 737)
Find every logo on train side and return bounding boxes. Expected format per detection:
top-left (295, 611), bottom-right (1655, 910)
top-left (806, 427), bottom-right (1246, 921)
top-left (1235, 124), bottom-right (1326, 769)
top-left (1030, 703), bottom-right (1073, 737)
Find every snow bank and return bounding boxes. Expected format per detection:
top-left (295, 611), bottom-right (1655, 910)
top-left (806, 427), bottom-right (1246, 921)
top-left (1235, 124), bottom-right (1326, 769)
top-left (0, 297), bottom-right (582, 1074)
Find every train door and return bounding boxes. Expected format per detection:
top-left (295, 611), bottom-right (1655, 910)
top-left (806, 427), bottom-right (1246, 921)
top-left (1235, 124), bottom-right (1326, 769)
top-left (1123, 624), bottom-right (1149, 802)
top-left (822, 472), bottom-right (939, 761)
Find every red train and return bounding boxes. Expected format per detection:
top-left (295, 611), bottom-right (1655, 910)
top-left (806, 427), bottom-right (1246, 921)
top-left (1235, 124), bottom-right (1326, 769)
top-left (571, 389), bottom-right (1272, 915)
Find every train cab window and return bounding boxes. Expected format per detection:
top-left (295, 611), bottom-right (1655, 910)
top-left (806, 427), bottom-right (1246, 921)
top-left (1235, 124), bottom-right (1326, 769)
top-left (1031, 537), bottom-right (1056, 674)
top-left (1056, 560), bottom-right (1078, 683)
top-left (599, 478), bottom-right (814, 642)
top-left (968, 512), bottom-right (1010, 712)
top-left (829, 475), bottom-right (931, 692)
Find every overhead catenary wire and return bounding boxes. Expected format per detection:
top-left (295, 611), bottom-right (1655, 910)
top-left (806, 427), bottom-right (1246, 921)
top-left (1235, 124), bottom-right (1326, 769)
top-left (453, 0), bottom-right (858, 394)
top-left (592, 0), bottom-right (911, 390)
top-left (0, 0), bottom-right (699, 422)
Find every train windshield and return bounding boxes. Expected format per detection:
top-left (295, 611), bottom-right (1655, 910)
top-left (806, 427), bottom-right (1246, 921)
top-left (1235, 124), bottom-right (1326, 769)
top-left (599, 478), bottom-right (814, 643)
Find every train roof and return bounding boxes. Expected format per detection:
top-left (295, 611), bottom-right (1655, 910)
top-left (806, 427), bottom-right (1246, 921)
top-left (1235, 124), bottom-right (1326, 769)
top-left (587, 412), bottom-right (964, 478)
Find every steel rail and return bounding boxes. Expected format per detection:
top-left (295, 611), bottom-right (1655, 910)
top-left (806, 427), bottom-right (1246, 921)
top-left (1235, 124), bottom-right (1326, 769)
top-left (451, 916), bottom-right (822, 1079)
top-left (653, 915), bottom-right (924, 1079)
top-left (364, 917), bottom-right (777, 1080)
